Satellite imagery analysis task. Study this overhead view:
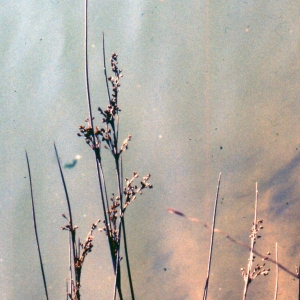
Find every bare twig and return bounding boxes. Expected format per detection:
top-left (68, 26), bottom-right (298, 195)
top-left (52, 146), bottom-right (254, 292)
top-left (242, 182), bottom-right (259, 300)
top-left (25, 151), bottom-right (49, 300)
top-left (203, 172), bottom-right (221, 300)
top-left (274, 242), bottom-right (278, 300)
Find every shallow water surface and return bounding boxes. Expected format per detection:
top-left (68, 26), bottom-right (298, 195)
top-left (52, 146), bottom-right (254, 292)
top-left (1, 1), bottom-right (299, 299)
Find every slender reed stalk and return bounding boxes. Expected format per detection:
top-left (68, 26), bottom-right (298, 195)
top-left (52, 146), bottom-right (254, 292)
top-left (114, 159), bottom-right (135, 300)
top-left (79, 6), bottom-right (152, 299)
top-left (54, 143), bottom-right (78, 299)
top-left (103, 32), bottom-right (111, 104)
top-left (274, 242), bottom-right (278, 300)
top-left (296, 258), bottom-right (300, 300)
top-left (83, 0), bottom-right (117, 277)
top-left (68, 235), bottom-right (72, 297)
top-left (101, 33), bottom-right (133, 299)
top-left (55, 143), bottom-right (100, 299)
top-left (25, 151), bottom-right (49, 300)
top-left (242, 182), bottom-right (259, 300)
top-left (121, 217), bottom-right (134, 299)
top-left (66, 279), bottom-right (69, 300)
top-left (240, 183), bottom-right (272, 299)
top-left (202, 172), bottom-right (221, 300)
top-left (83, 2), bottom-right (121, 295)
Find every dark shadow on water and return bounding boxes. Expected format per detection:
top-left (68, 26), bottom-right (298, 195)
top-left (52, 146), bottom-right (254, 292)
top-left (63, 159), bottom-right (77, 169)
top-left (260, 152), bottom-right (300, 217)
top-left (264, 152), bottom-right (300, 186)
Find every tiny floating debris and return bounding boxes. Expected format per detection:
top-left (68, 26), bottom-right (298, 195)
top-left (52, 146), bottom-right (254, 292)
top-left (166, 207), bottom-right (185, 217)
top-left (64, 155), bottom-right (82, 169)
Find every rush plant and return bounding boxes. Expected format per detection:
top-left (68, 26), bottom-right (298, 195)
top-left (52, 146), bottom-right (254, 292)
top-left (25, 1), bottom-right (152, 299)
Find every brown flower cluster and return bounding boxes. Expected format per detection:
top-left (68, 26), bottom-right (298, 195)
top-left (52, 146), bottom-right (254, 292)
top-left (98, 53), bottom-right (122, 128)
top-left (61, 216), bottom-right (101, 268)
top-left (77, 53), bottom-right (131, 158)
top-left (241, 219), bottom-right (271, 282)
top-left (101, 194), bottom-right (120, 255)
top-left (61, 214), bottom-right (78, 232)
top-left (77, 220), bottom-right (101, 268)
top-left (77, 118), bottom-right (101, 151)
top-left (100, 172), bottom-right (153, 256)
top-left (248, 219), bottom-right (263, 242)
top-left (241, 258), bottom-right (271, 282)
top-left (62, 215), bottom-right (101, 299)
top-left (75, 50), bottom-right (153, 298)
top-left (123, 172), bottom-right (153, 209)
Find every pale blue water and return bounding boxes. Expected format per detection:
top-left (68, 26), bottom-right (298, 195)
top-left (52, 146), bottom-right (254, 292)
top-left (1, 1), bottom-right (299, 299)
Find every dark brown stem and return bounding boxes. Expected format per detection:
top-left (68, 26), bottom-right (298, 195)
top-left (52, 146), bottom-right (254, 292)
top-left (84, 0), bottom-right (116, 276)
top-left (113, 244), bottom-right (123, 300)
top-left (97, 159), bottom-right (117, 273)
top-left (115, 158), bottom-right (135, 300)
top-left (121, 216), bottom-right (134, 300)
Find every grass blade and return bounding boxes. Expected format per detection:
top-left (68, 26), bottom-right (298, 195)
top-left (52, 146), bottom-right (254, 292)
top-left (54, 143), bottom-right (77, 299)
top-left (25, 151), bottom-right (49, 300)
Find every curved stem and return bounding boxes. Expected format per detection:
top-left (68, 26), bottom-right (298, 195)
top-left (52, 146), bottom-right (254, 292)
top-left (25, 151), bottom-right (49, 300)
top-left (54, 143), bottom-right (79, 299)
